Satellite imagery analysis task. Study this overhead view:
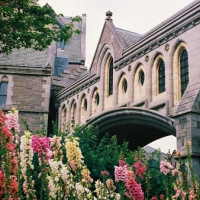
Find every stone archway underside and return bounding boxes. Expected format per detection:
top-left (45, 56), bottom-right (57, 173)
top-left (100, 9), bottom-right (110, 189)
top-left (86, 107), bottom-right (176, 150)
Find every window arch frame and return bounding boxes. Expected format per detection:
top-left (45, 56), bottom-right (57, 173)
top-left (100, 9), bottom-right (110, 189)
top-left (91, 88), bottom-right (100, 115)
top-left (158, 59), bottom-right (166, 94)
top-left (0, 76), bottom-right (8, 109)
top-left (172, 42), bottom-right (189, 105)
top-left (70, 100), bottom-right (77, 132)
top-left (108, 56), bottom-right (113, 96)
top-left (60, 105), bottom-right (67, 132)
top-left (80, 94), bottom-right (88, 124)
top-left (179, 48), bottom-right (189, 96)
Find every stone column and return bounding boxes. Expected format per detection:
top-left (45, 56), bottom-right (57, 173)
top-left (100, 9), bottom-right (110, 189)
top-left (174, 112), bottom-right (200, 180)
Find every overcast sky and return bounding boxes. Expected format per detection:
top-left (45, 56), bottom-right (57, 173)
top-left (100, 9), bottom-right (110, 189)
top-left (38, 0), bottom-right (193, 153)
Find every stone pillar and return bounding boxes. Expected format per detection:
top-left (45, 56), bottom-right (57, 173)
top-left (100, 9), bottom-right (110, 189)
top-left (165, 51), bottom-right (172, 114)
top-left (174, 112), bottom-right (200, 180)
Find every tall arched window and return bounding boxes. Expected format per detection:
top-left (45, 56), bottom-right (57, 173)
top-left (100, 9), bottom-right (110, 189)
top-left (108, 58), bottom-right (113, 95)
top-left (80, 95), bottom-right (87, 124)
top-left (61, 105), bottom-right (67, 132)
top-left (0, 76), bottom-right (8, 108)
top-left (180, 49), bottom-right (189, 96)
top-left (158, 60), bottom-right (165, 93)
top-left (92, 88), bottom-right (100, 114)
top-left (70, 101), bottom-right (77, 132)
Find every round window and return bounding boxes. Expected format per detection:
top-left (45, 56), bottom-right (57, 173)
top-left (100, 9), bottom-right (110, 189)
top-left (139, 70), bottom-right (145, 85)
top-left (122, 79), bottom-right (128, 93)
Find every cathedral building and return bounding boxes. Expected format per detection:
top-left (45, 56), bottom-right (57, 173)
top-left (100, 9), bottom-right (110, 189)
top-left (1, 0), bottom-right (200, 176)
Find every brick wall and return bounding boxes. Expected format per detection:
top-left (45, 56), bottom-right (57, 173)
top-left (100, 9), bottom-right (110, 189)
top-left (11, 74), bottom-right (51, 132)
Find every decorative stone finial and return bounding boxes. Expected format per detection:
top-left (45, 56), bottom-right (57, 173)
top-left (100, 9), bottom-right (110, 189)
top-left (106, 10), bottom-right (113, 20)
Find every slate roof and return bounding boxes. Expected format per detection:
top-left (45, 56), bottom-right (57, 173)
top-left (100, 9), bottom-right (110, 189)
top-left (0, 16), bottom-right (83, 67)
top-left (116, 28), bottom-right (142, 48)
top-left (0, 48), bottom-right (49, 68)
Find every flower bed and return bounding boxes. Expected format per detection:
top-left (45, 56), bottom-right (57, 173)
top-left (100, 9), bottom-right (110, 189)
top-left (0, 108), bottom-right (199, 200)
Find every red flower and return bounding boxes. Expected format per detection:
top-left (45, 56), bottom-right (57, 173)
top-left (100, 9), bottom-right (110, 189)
top-left (133, 160), bottom-right (146, 179)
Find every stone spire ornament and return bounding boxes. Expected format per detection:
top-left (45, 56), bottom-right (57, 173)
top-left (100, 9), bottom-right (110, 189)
top-left (106, 10), bottom-right (113, 20)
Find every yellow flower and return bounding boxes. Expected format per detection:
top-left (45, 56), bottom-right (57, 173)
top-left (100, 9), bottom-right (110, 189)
top-left (24, 131), bottom-right (31, 138)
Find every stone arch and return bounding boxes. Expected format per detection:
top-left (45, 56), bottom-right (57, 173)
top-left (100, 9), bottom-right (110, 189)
top-left (117, 72), bottom-right (128, 105)
top-left (151, 53), bottom-right (166, 100)
top-left (86, 107), bottom-right (175, 150)
top-left (91, 87), bottom-right (100, 115)
top-left (96, 43), bottom-right (115, 111)
top-left (97, 43), bottom-right (115, 76)
top-left (133, 63), bottom-right (146, 102)
top-left (103, 54), bottom-right (114, 110)
top-left (60, 104), bottom-right (67, 132)
top-left (80, 93), bottom-right (88, 124)
top-left (69, 99), bottom-right (77, 132)
top-left (171, 40), bottom-right (189, 106)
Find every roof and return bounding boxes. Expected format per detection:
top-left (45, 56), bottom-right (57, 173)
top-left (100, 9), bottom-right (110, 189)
top-left (116, 28), bottom-right (142, 48)
top-left (0, 14), bottom-right (85, 67)
top-left (0, 48), bottom-right (49, 68)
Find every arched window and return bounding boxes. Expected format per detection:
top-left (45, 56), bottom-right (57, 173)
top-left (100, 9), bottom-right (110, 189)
top-left (0, 76), bottom-right (8, 108)
top-left (80, 95), bottom-right (87, 124)
top-left (95, 93), bottom-right (100, 106)
top-left (134, 65), bottom-right (146, 102)
top-left (158, 60), bottom-right (165, 93)
top-left (61, 105), bottom-right (67, 132)
top-left (70, 101), bottom-right (77, 132)
top-left (108, 58), bottom-right (113, 95)
top-left (180, 49), bottom-right (189, 96)
top-left (122, 79), bottom-right (128, 94)
top-left (139, 70), bottom-right (145, 86)
top-left (92, 89), bottom-right (100, 114)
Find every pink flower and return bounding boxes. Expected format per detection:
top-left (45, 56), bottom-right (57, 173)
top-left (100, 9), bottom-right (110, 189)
top-left (31, 134), bottom-right (51, 160)
top-left (119, 158), bottom-right (127, 166)
top-left (189, 189), bottom-right (196, 200)
top-left (114, 165), bottom-right (128, 182)
top-left (160, 160), bottom-right (173, 175)
top-left (172, 169), bottom-right (179, 176)
top-left (133, 160), bottom-right (146, 179)
top-left (6, 143), bottom-right (16, 153)
top-left (159, 194), bottom-right (165, 200)
top-left (5, 111), bottom-right (20, 133)
top-left (106, 179), bottom-right (116, 191)
top-left (125, 170), bottom-right (144, 200)
top-left (151, 197), bottom-right (157, 200)
top-left (101, 170), bottom-right (109, 176)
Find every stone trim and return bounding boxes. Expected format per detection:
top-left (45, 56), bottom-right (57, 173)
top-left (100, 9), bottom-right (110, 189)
top-left (0, 65), bottom-right (52, 76)
top-left (115, 15), bottom-right (200, 71)
top-left (55, 76), bottom-right (100, 103)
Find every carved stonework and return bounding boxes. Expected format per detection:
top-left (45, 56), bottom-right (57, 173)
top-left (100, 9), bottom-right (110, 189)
top-left (145, 56), bottom-right (149, 62)
top-left (165, 44), bottom-right (170, 51)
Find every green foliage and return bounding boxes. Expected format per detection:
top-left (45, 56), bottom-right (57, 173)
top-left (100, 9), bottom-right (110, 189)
top-left (144, 150), bottom-right (166, 197)
top-left (0, 0), bottom-right (81, 54)
top-left (73, 126), bottom-right (170, 199)
top-left (74, 126), bottom-right (134, 180)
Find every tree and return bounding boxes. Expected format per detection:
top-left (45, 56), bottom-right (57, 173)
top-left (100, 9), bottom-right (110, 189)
top-left (0, 0), bottom-right (81, 54)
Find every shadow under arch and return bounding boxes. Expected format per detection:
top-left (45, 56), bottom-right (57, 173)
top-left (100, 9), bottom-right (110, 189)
top-left (86, 107), bottom-right (176, 150)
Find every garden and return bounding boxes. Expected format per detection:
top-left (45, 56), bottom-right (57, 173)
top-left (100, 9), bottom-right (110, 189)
top-left (0, 108), bottom-right (199, 200)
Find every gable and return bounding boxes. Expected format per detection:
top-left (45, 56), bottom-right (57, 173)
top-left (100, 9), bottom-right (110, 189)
top-left (90, 19), bottom-right (124, 75)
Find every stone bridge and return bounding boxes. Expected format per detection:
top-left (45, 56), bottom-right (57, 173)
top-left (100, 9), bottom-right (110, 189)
top-left (53, 1), bottom-right (200, 177)
top-left (86, 107), bottom-right (175, 149)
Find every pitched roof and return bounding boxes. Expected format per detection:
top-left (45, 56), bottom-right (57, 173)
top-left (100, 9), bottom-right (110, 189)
top-left (0, 48), bottom-right (49, 67)
top-left (0, 14), bottom-right (85, 67)
top-left (116, 28), bottom-right (142, 48)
